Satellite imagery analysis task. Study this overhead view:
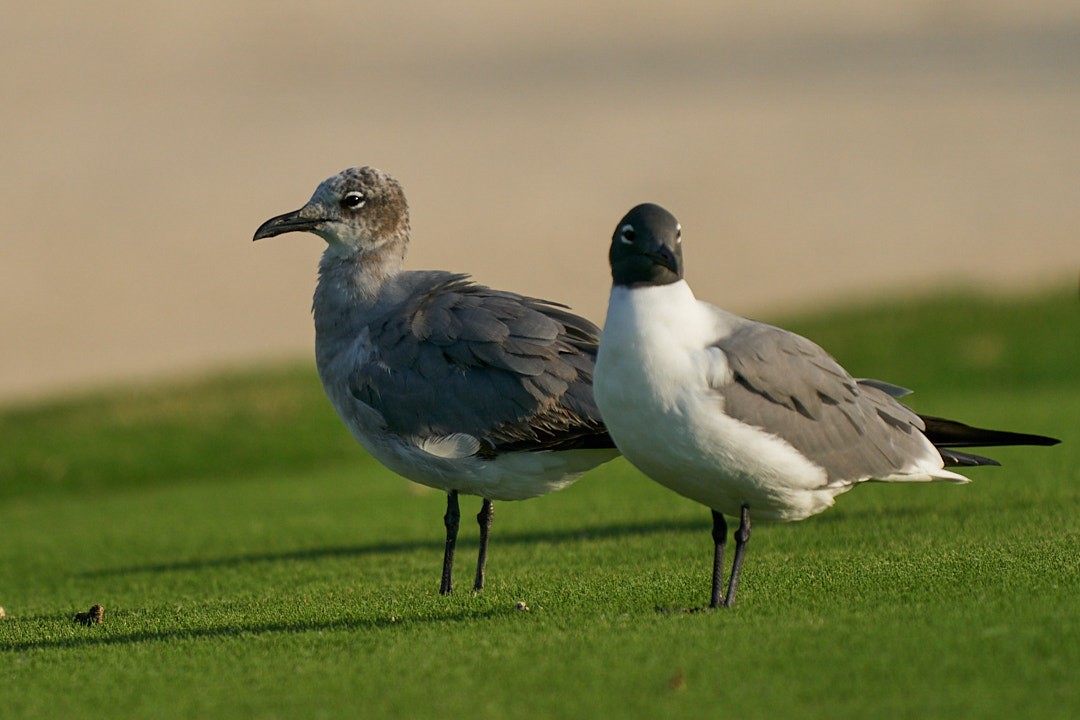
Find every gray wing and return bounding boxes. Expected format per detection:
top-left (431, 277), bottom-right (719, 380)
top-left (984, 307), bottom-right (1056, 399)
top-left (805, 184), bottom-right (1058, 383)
top-left (352, 274), bottom-right (613, 455)
top-left (714, 321), bottom-right (931, 484)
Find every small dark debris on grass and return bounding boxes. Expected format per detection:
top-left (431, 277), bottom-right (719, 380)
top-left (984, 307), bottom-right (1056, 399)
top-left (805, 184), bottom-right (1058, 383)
top-left (668, 670), bottom-right (687, 692)
top-left (74, 604), bottom-right (104, 626)
top-left (515, 601), bottom-right (529, 612)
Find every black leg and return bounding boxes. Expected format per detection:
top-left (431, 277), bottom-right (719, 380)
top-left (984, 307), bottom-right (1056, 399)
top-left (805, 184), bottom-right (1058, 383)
top-left (440, 490), bottom-right (460, 595)
top-left (709, 509), bottom-right (727, 609)
top-left (723, 503), bottom-right (751, 608)
top-left (473, 498), bottom-right (494, 592)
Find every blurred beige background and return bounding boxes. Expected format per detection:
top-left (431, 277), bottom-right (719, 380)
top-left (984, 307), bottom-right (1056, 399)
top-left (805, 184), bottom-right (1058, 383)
top-left (2, 1), bottom-right (1077, 403)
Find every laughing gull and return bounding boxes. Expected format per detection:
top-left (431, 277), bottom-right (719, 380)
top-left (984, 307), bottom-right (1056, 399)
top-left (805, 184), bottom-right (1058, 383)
top-left (253, 167), bottom-right (618, 594)
top-left (593, 203), bottom-right (1060, 609)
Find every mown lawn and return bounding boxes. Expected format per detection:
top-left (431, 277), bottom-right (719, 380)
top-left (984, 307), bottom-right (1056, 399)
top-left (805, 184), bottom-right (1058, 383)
top-left (1, 288), bottom-right (1077, 719)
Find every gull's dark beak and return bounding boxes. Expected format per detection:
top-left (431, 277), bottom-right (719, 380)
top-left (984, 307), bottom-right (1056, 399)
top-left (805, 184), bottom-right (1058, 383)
top-left (645, 244), bottom-right (679, 273)
top-left (252, 209), bottom-right (320, 241)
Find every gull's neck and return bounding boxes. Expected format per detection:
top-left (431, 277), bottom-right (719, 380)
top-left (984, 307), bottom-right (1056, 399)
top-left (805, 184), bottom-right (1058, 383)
top-left (313, 238), bottom-right (407, 338)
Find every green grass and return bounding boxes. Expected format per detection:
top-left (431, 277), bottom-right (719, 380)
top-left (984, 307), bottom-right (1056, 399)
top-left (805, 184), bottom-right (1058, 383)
top-left (1, 288), bottom-right (1077, 719)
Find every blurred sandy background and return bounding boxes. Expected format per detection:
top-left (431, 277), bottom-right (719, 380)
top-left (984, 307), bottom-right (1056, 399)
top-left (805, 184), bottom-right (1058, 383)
top-left (2, 1), bottom-right (1077, 404)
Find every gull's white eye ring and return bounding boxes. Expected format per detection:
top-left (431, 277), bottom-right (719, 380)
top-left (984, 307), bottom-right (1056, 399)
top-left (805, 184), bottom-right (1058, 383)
top-left (342, 192), bottom-right (366, 209)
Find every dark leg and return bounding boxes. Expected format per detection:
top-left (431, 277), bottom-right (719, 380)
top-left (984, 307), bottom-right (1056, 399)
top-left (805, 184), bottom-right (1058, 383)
top-left (473, 498), bottom-right (494, 592)
top-left (709, 509), bottom-right (727, 609)
top-left (440, 490), bottom-right (460, 595)
top-left (723, 503), bottom-right (751, 608)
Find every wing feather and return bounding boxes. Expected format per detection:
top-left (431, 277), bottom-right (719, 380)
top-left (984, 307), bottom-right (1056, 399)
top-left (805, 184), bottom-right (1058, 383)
top-left (714, 322), bottom-right (932, 484)
top-left (351, 274), bottom-right (613, 454)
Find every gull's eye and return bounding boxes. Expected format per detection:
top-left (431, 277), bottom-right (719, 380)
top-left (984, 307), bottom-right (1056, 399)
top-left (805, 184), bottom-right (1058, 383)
top-left (675, 224), bottom-right (682, 243)
top-left (342, 191), bottom-right (366, 209)
top-left (619, 225), bottom-right (636, 245)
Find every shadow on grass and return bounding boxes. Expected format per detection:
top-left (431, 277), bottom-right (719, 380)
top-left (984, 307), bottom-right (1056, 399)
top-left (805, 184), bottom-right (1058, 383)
top-left (0, 607), bottom-right (498, 653)
top-left (78, 518), bottom-right (705, 578)
top-left (73, 497), bottom-right (1047, 581)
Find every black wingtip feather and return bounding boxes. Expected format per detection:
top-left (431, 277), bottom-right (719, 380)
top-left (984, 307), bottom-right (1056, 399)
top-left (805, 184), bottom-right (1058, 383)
top-left (938, 449), bottom-right (1002, 468)
top-left (920, 415), bottom-right (1061, 449)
